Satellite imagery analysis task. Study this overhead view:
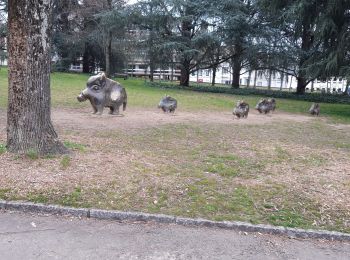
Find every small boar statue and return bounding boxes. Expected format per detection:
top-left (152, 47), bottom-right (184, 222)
top-left (255, 98), bottom-right (276, 114)
top-left (77, 72), bottom-right (127, 115)
top-left (232, 100), bottom-right (249, 119)
top-left (158, 95), bottom-right (177, 113)
top-left (309, 103), bottom-right (320, 116)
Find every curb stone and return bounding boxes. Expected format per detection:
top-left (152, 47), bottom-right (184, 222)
top-left (2, 200), bottom-right (88, 217)
top-left (1, 200), bottom-right (349, 242)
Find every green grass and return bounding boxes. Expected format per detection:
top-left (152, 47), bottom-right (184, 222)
top-left (0, 67), bottom-right (349, 122)
top-left (1, 67), bottom-right (350, 233)
top-left (63, 141), bottom-right (86, 152)
top-left (0, 143), bottom-right (6, 154)
top-left (26, 149), bottom-right (39, 160)
top-left (60, 155), bottom-right (71, 169)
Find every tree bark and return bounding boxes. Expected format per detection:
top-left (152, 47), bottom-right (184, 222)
top-left (211, 66), bottom-right (217, 86)
top-left (179, 59), bottom-right (190, 86)
top-left (280, 72), bottom-right (284, 91)
top-left (296, 24), bottom-right (313, 94)
top-left (253, 70), bottom-right (257, 88)
top-left (267, 70), bottom-right (272, 90)
top-left (247, 70), bottom-right (251, 88)
top-left (7, 0), bottom-right (67, 155)
top-left (231, 56), bottom-right (241, 89)
top-left (105, 30), bottom-right (112, 77)
top-left (296, 77), bottom-right (307, 94)
top-left (82, 42), bottom-right (90, 73)
top-left (149, 59), bottom-right (154, 82)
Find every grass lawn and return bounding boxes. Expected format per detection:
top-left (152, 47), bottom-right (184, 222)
top-left (1, 67), bottom-right (350, 123)
top-left (0, 67), bottom-right (349, 233)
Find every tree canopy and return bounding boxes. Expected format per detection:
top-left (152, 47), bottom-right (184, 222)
top-left (1, 0), bottom-right (349, 93)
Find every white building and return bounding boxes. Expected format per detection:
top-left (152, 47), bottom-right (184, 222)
top-left (126, 61), bottom-right (348, 93)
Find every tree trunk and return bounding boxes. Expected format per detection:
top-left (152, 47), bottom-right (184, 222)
top-left (253, 70), bottom-right (257, 88)
top-left (296, 77), bottom-right (307, 94)
top-left (149, 58), bottom-right (154, 82)
top-left (267, 70), bottom-right (272, 90)
top-left (247, 70), bottom-right (251, 88)
top-left (211, 66), bottom-right (217, 86)
top-left (296, 24), bottom-right (313, 95)
top-left (231, 56), bottom-right (241, 89)
top-left (7, 0), bottom-right (67, 155)
top-left (279, 72), bottom-right (284, 91)
top-left (180, 59), bottom-right (190, 86)
top-left (105, 30), bottom-right (112, 77)
top-left (82, 42), bottom-right (90, 73)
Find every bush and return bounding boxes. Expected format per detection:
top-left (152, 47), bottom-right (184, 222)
top-left (146, 82), bottom-right (350, 104)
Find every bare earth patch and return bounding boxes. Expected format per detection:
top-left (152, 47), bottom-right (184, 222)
top-left (0, 108), bottom-right (349, 233)
top-left (50, 108), bottom-right (313, 130)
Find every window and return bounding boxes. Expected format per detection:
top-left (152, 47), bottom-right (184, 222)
top-left (139, 65), bottom-right (148, 70)
top-left (205, 70), bottom-right (210, 76)
top-left (222, 67), bottom-right (229, 74)
top-left (198, 70), bottom-right (202, 76)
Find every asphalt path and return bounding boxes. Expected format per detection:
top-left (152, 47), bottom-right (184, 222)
top-left (0, 211), bottom-right (349, 259)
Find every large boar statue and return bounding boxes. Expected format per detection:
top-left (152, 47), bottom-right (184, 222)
top-left (232, 100), bottom-right (249, 119)
top-left (158, 95), bottom-right (177, 113)
top-left (77, 73), bottom-right (127, 115)
top-left (255, 98), bottom-right (276, 114)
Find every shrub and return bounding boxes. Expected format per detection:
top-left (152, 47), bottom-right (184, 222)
top-left (146, 82), bottom-right (350, 104)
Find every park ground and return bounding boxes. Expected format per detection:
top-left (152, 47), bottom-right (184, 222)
top-left (0, 69), bottom-right (349, 233)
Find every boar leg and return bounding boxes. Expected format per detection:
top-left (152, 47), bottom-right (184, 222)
top-left (109, 105), bottom-right (120, 115)
top-left (95, 105), bottom-right (104, 115)
top-left (91, 105), bottom-right (98, 114)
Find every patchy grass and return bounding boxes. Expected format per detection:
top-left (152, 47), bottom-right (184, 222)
top-left (0, 68), bottom-right (349, 122)
top-left (0, 67), bottom-right (349, 233)
top-left (60, 155), bottom-right (71, 169)
top-left (0, 144), bottom-right (6, 154)
top-left (63, 141), bottom-right (86, 152)
top-left (26, 149), bottom-right (39, 160)
top-left (0, 119), bottom-right (349, 232)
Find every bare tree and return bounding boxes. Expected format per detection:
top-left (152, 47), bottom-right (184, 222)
top-left (7, 0), bottom-right (66, 155)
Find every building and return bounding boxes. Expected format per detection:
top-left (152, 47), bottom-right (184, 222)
top-left (126, 61), bottom-right (348, 93)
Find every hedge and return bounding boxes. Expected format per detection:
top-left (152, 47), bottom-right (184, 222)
top-left (146, 81), bottom-right (350, 104)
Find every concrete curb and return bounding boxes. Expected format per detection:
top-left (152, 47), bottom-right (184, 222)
top-left (1, 200), bottom-right (349, 242)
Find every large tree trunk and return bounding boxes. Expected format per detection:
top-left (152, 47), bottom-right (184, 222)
top-left (7, 0), bottom-right (67, 155)
top-left (296, 24), bottom-right (313, 94)
top-left (179, 18), bottom-right (192, 87)
top-left (179, 59), bottom-right (190, 86)
top-left (296, 77), bottom-right (308, 94)
top-left (105, 30), bottom-right (112, 77)
top-left (211, 66), bottom-right (217, 86)
top-left (82, 42), bottom-right (90, 73)
top-left (231, 56), bottom-right (241, 89)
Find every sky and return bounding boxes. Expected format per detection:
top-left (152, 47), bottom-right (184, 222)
top-left (126, 0), bottom-right (139, 5)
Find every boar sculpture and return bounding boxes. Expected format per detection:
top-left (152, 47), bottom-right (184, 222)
top-left (232, 100), bottom-right (249, 119)
top-left (255, 98), bottom-right (276, 114)
top-left (77, 72), bottom-right (127, 115)
top-left (309, 103), bottom-right (320, 116)
top-left (158, 95), bottom-right (178, 113)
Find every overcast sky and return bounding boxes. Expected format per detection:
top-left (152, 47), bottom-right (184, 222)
top-left (126, 0), bottom-right (139, 5)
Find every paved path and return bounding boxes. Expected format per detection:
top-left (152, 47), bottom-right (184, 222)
top-left (0, 211), bottom-right (349, 260)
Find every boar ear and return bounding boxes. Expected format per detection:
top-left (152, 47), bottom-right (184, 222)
top-left (99, 72), bottom-right (106, 81)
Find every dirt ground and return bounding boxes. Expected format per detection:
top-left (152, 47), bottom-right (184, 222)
top-left (50, 107), bottom-right (313, 131)
top-left (0, 108), bottom-right (349, 232)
